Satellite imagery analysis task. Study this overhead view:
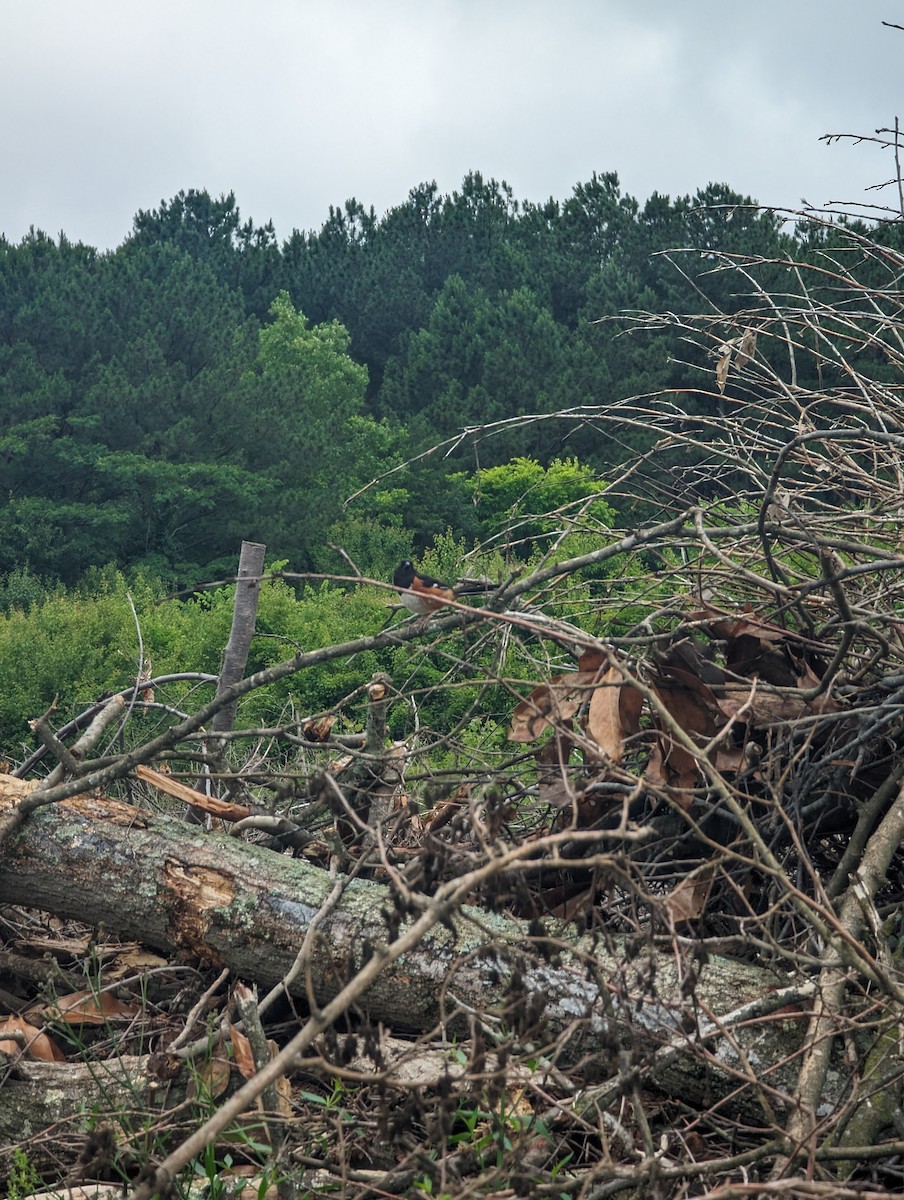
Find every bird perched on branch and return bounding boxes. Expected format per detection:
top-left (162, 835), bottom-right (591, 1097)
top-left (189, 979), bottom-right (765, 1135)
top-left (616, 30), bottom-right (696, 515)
top-left (393, 560), bottom-right (493, 617)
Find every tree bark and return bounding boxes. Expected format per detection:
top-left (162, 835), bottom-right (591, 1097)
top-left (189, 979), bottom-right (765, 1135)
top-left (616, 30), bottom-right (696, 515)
top-left (190, 540), bottom-right (266, 820)
top-left (0, 776), bottom-right (849, 1131)
top-left (211, 540), bottom-right (266, 736)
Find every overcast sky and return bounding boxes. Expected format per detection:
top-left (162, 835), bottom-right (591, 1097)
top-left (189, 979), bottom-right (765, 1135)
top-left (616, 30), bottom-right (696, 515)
top-left (1, 1), bottom-right (900, 251)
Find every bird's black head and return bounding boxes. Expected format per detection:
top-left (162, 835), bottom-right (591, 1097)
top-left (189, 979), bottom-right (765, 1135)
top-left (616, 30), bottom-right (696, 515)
top-left (394, 560), bottom-right (415, 588)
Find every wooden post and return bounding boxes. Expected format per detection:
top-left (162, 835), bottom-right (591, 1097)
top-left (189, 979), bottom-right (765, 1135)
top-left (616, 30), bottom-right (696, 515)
top-left (191, 541), bottom-right (266, 817)
top-left (212, 541), bottom-right (267, 736)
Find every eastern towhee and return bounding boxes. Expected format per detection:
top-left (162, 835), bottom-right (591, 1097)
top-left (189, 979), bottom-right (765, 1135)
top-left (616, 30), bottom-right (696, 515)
top-left (393, 560), bottom-right (492, 616)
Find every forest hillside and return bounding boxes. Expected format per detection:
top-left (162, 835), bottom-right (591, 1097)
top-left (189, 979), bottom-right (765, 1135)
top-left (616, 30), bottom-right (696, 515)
top-left (4, 172), bottom-right (888, 587)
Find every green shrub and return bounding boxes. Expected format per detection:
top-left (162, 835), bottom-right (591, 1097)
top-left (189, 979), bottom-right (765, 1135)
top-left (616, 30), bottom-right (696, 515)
top-left (0, 565), bottom-right (392, 756)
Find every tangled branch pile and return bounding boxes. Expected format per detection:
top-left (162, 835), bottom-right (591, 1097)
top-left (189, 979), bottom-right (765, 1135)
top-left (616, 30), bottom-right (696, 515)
top-left (6, 217), bottom-right (904, 1198)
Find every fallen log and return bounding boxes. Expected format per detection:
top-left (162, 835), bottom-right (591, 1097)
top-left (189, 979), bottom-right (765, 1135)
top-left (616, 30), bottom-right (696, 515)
top-left (0, 775), bottom-right (841, 1133)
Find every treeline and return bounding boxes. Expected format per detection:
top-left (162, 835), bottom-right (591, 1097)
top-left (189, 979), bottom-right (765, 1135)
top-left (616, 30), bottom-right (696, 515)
top-left (1, 172), bottom-right (894, 588)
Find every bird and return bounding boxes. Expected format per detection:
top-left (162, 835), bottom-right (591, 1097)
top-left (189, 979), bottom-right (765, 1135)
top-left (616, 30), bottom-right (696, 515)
top-left (392, 560), bottom-right (493, 617)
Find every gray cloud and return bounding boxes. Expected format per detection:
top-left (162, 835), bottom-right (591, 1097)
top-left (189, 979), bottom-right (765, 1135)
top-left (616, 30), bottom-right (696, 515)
top-left (1, 0), bottom-right (899, 249)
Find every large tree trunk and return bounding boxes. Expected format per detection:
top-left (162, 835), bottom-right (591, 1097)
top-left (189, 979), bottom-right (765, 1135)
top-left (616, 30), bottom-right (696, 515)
top-left (0, 777), bottom-right (842, 1132)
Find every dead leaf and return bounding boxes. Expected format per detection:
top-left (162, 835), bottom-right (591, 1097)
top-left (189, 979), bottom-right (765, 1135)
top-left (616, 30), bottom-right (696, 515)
top-left (646, 738), bottom-right (699, 805)
top-left (303, 715), bottom-right (336, 742)
top-left (645, 742), bottom-right (671, 792)
top-left (509, 671), bottom-right (599, 742)
top-left (586, 666), bottom-right (643, 763)
top-left (187, 1032), bottom-right (232, 1101)
top-left (795, 664), bottom-right (843, 713)
top-left (736, 328), bottom-right (757, 367)
top-left (715, 346), bottom-right (731, 393)
top-left (0, 1015), bottom-right (66, 1062)
top-left (714, 745), bottom-right (748, 774)
top-left (47, 990), bottom-right (141, 1025)
top-left (647, 682), bottom-right (718, 804)
top-left (107, 946), bottom-right (168, 980)
top-left (577, 648), bottom-right (607, 673)
top-left (228, 1020), bottom-right (258, 1081)
top-left (664, 866), bottom-right (715, 926)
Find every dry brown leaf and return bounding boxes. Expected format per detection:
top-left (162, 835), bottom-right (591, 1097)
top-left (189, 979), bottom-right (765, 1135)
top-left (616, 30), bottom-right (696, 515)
top-left (736, 328), bottom-right (757, 367)
top-left (586, 672), bottom-right (623, 760)
top-left (795, 664), bottom-right (843, 713)
top-left (187, 1032), bottom-right (232, 1101)
top-left (0, 1015), bottom-right (66, 1062)
top-left (653, 682), bottom-right (717, 741)
top-left (106, 946), bottom-right (168, 980)
top-left (645, 741), bottom-right (668, 789)
top-left (646, 736), bottom-right (700, 805)
top-left (508, 671), bottom-right (599, 742)
top-left (647, 682), bottom-right (718, 803)
top-left (715, 346), bottom-right (731, 393)
top-left (577, 648), bottom-right (607, 673)
top-left (48, 990), bottom-right (141, 1025)
top-left (665, 866), bottom-right (715, 926)
top-left (796, 661), bottom-right (824, 690)
top-left (714, 745), bottom-right (748, 774)
top-left (586, 666), bottom-right (643, 763)
top-left (303, 715), bottom-right (336, 742)
top-left (690, 601), bottom-right (831, 687)
top-left (228, 1020), bottom-right (258, 1081)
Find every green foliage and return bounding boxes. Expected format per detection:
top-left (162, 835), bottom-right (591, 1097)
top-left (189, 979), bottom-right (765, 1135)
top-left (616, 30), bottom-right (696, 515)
top-left (327, 494), bottom-right (412, 580)
top-left (0, 174), bottom-right (818, 591)
top-left (0, 568), bottom-right (158, 752)
top-left (384, 531), bottom-right (521, 752)
top-left (128, 187), bottom-right (284, 319)
top-left (242, 292), bottom-right (407, 571)
top-left (416, 528), bottom-right (474, 583)
top-left (459, 456), bottom-right (615, 545)
top-left (0, 564), bottom-right (393, 755)
top-left (0, 564), bottom-right (58, 613)
top-left (380, 275), bottom-right (566, 464)
top-left (6, 1148), bottom-right (40, 1200)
